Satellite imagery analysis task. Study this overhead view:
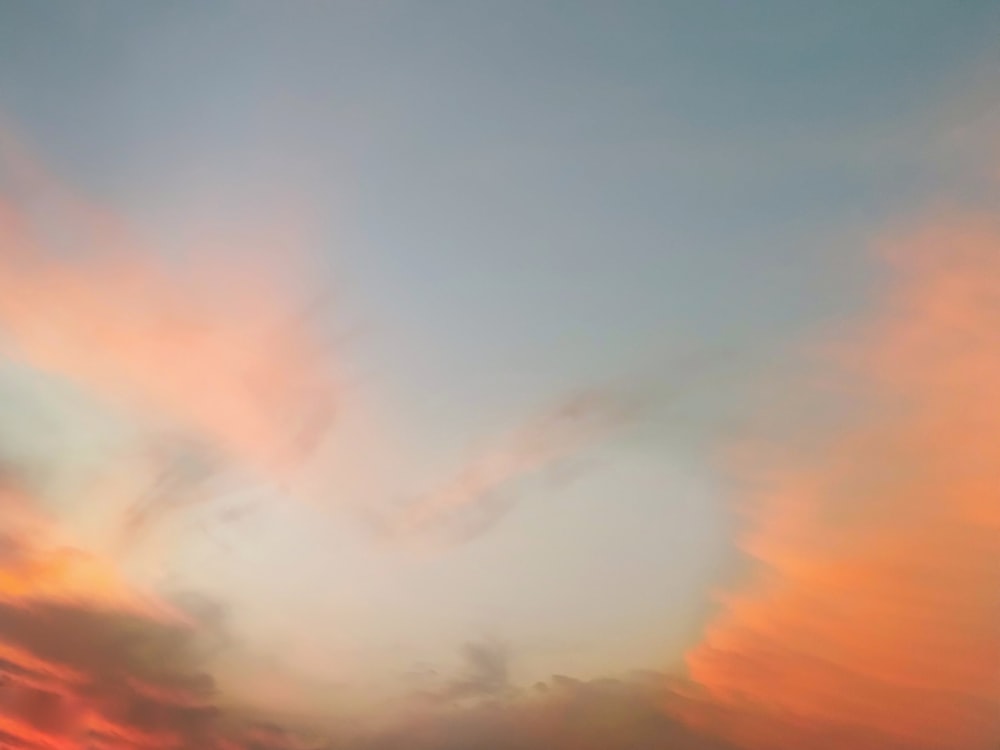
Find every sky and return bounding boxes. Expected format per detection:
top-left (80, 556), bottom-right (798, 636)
top-left (0, 2), bottom-right (998, 749)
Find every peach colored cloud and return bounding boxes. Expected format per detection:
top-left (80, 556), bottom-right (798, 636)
top-left (0, 128), bottom-right (338, 484)
top-left (674, 213), bottom-right (1000, 749)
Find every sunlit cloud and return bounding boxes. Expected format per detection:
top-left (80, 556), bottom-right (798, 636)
top-left (673, 211), bottom-right (1000, 749)
top-left (0, 127), bottom-right (342, 554)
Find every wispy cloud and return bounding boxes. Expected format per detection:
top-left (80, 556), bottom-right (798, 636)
top-left (0, 126), bottom-right (340, 550)
top-left (370, 390), bottom-right (632, 548)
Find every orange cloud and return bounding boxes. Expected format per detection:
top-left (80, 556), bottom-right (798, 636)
top-left (0, 491), bottom-right (174, 620)
top-left (0, 126), bottom-right (345, 562)
top-left (0, 128), bottom-right (338, 484)
top-left (0, 552), bottom-right (319, 750)
top-left (674, 212), bottom-right (1000, 749)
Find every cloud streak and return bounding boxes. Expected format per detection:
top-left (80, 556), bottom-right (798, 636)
top-left (372, 390), bottom-right (631, 547)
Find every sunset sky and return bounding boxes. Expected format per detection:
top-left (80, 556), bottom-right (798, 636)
top-left (0, 3), bottom-right (998, 749)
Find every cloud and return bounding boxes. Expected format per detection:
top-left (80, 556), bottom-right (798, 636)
top-left (0, 126), bottom-right (340, 547)
top-left (0, 493), bottom-right (172, 619)
top-left (412, 639), bottom-right (511, 705)
top-left (0, 519), bottom-right (332, 750)
top-left (2, 106), bottom-right (996, 750)
top-left (371, 390), bottom-right (632, 548)
top-left (354, 669), bottom-right (729, 750)
top-left (672, 211), bottom-right (1000, 749)
top-left (445, 640), bottom-right (510, 700)
top-left (0, 135), bottom-right (378, 742)
top-left (0, 530), bottom-right (213, 747)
